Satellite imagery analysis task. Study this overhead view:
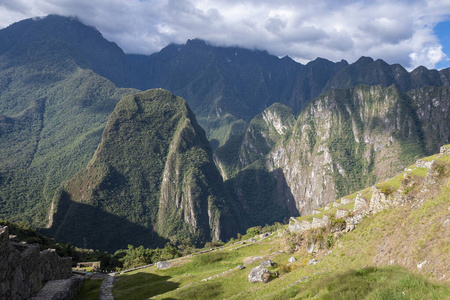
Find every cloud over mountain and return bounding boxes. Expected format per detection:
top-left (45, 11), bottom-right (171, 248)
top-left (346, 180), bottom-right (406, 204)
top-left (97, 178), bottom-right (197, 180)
top-left (0, 0), bottom-right (449, 69)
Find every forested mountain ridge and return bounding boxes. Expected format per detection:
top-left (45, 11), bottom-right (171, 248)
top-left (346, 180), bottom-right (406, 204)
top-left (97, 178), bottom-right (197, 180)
top-left (0, 15), bottom-right (449, 251)
top-left (46, 89), bottom-right (238, 252)
top-left (0, 17), bottom-right (137, 225)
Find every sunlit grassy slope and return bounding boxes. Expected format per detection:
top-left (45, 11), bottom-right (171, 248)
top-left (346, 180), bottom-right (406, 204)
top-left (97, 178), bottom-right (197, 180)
top-left (111, 150), bottom-right (450, 299)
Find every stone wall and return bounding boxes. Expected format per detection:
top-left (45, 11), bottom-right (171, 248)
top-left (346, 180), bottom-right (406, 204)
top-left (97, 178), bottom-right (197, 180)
top-left (440, 145), bottom-right (450, 155)
top-left (0, 226), bottom-right (72, 300)
top-left (416, 159), bottom-right (434, 169)
top-left (353, 196), bottom-right (368, 212)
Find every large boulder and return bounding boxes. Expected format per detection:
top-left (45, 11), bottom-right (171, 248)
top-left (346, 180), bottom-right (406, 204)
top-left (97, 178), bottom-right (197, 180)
top-left (248, 266), bottom-right (270, 283)
top-left (156, 261), bottom-right (171, 270)
top-left (260, 260), bottom-right (273, 267)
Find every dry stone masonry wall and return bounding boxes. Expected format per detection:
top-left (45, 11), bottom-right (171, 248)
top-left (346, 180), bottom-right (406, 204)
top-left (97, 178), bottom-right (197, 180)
top-left (0, 226), bottom-right (72, 300)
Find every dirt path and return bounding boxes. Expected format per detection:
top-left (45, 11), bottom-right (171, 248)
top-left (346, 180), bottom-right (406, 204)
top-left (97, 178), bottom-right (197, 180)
top-left (100, 274), bottom-right (115, 300)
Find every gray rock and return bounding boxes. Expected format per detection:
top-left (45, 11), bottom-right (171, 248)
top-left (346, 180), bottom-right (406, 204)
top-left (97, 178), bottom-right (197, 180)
top-left (238, 265), bottom-right (245, 270)
top-left (288, 257), bottom-right (296, 263)
top-left (156, 261), bottom-right (171, 270)
top-left (0, 226), bottom-right (73, 300)
top-left (354, 196), bottom-right (368, 211)
top-left (417, 260), bottom-right (427, 270)
top-left (30, 275), bottom-right (85, 300)
top-left (341, 198), bottom-right (352, 205)
top-left (444, 218), bottom-right (450, 227)
top-left (260, 259), bottom-right (273, 267)
top-left (307, 258), bottom-right (317, 266)
top-left (335, 209), bottom-right (348, 219)
top-left (248, 266), bottom-right (270, 283)
top-left (260, 232), bottom-right (271, 238)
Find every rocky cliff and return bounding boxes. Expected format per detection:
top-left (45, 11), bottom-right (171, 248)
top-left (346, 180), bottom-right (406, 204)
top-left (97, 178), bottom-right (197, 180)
top-left (288, 145), bottom-right (450, 279)
top-left (47, 89), bottom-right (236, 252)
top-left (228, 85), bottom-right (450, 218)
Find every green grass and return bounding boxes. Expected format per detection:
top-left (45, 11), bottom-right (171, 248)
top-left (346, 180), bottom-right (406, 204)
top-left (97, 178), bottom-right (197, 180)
top-left (436, 155), bottom-right (450, 164)
top-left (110, 177), bottom-right (450, 300)
top-left (345, 192), bottom-right (358, 200)
top-left (74, 278), bottom-right (102, 300)
top-left (339, 201), bottom-right (355, 211)
top-left (273, 266), bottom-right (450, 299)
top-left (359, 187), bottom-right (373, 200)
top-left (421, 154), bottom-right (439, 162)
top-left (114, 272), bottom-right (180, 299)
top-left (375, 173), bottom-right (404, 195)
top-left (113, 237), bottom-right (285, 299)
top-left (408, 167), bottom-right (429, 178)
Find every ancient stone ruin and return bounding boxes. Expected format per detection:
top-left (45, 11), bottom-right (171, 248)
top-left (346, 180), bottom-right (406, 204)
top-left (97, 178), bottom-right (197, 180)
top-left (0, 226), bottom-right (73, 299)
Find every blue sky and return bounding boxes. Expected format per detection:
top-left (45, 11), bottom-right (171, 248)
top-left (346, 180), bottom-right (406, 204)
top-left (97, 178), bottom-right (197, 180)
top-left (1, 0), bottom-right (450, 70)
top-left (435, 20), bottom-right (450, 69)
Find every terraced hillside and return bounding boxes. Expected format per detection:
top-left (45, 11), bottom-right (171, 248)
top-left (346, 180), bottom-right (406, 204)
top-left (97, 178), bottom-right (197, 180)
top-left (80, 145), bottom-right (448, 299)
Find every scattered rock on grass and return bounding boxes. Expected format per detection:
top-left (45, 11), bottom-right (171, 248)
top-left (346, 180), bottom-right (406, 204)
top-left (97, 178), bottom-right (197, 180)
top-left (260, 259), bottom-right (273, 267)
top-left (248, 266), bottom-right (270, 283)
top-left (157, 261), bottom-right (171, 270)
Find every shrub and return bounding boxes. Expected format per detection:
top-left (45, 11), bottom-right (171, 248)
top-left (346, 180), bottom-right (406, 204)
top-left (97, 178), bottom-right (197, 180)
top-left (326, 234), bottom-right (334, 248)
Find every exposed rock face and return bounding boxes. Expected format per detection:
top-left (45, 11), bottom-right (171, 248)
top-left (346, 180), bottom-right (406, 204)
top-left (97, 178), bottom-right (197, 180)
top-left (0, 226), bottom-right (72, 300)
top-left (248, 266), bottom-right (270, 283)
top-left (288, 149), bottom-right (450, 235)
top-left (48, 89), bottom-right (237, 252)
top-left (230, 84), bottom-right (450, 220)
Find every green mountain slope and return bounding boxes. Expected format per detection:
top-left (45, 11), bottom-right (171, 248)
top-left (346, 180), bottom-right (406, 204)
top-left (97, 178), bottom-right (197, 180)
top-left (47, 89), bottom-right (237, 252)
top-left (108, 146), bottom-right (450, 299)
top-left (0, 68), bottom-right (134, 226)
top-left (0, 15), bottom-right (137, 227)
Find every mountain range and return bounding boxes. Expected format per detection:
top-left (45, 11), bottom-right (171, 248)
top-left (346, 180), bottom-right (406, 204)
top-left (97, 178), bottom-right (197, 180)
top-left (0, 15), bottom-right (449, 252)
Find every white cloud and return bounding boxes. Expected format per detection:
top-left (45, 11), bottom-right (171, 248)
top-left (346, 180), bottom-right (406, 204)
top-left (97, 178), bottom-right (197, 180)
top-left (0, 0), bottom-right (449, 69)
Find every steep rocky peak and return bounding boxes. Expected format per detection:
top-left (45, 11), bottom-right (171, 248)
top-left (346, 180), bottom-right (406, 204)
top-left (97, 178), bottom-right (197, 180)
top-left (355, 56), bottom-right (375, 65)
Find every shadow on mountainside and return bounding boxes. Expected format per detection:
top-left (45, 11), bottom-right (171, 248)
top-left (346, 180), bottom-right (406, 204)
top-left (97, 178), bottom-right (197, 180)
top-left (113, 272), bottom-right (180, 298)
top-left (42, 190), bottom-right (168, 253)
top-left (226, 166), bottom-right (299, 231)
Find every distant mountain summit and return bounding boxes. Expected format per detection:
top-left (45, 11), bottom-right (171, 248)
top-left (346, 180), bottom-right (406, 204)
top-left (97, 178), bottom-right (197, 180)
top-left (0, 15), bottom-right (132, 87)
